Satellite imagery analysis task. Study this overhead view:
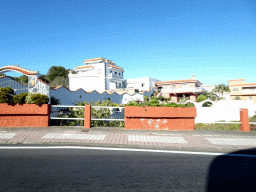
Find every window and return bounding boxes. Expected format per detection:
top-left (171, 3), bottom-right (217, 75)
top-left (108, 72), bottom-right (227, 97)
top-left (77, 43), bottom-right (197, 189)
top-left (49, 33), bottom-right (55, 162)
top-left (249, 96), bottom-right (253, 100)
top-left (119, 73), bottom-right (120, 76)
top-left (119, 83), bottom-right (121, 87)
top-left (141, 83), bottom-right (145, 87)
top-left (110, 70), bottom-right (112, 73)
top-left (97, 69), bottom-right (101, 74)
top-left (233, 88), bottom-right (238, 91)
top-left (115, 72), bottom-right (117, 74)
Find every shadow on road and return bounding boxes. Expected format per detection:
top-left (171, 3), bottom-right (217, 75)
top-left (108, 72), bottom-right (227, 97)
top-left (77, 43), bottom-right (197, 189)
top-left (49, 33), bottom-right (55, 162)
top-left (206, 147), bottom-right (256, 191)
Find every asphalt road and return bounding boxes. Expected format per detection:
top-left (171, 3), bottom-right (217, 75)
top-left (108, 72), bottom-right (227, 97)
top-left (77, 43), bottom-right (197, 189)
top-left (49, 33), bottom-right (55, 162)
top-left (1, 146), bottom-right (256, 192)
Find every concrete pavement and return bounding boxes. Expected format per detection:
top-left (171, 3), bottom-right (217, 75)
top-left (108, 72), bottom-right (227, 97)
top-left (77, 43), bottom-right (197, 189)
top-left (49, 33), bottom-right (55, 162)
top-left (1, 126), bottom-right (256, 153)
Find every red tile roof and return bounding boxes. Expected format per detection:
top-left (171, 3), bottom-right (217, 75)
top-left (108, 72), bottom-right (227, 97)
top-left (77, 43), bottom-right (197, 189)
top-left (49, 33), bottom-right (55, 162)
top-left (83, 57), bottom-right (116, 64)
top-left (83, 57), bottom-right (104, 63)
top-left (230, 83), bottom-right (256, 87)
top-left (0, 66), bottom-right (38, 75)
top-left (155, 79), bottom-right (197, 84)
top-left (74, 65), bottom-right (94, 70)
top-left (227, 79), bottom-right (245, 81)
top-left (108, 64), bottom-right (124, 71)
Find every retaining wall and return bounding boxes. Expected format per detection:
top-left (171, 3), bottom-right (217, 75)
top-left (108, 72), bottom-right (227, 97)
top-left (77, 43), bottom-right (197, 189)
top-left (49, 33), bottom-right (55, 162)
top-left (0, 103), bottom-right (51, 127)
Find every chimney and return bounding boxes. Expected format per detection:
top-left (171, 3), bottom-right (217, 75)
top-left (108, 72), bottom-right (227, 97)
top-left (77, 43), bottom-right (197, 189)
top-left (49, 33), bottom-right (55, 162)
top-left (192, 75), bottom-right (195, 80)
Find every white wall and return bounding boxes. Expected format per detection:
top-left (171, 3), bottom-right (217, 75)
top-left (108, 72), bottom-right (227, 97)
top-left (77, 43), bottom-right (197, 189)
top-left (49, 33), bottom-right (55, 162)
top-left (182, 99), bottom-right (256, 123)
top-left (125, 77), bottom-right (160, 91)
top-left (50, 86), bottom-right (156, 106)
top-left (70, 61), bottom-right (124, 92)
top-left (69, 62), bottom-right (106, 92)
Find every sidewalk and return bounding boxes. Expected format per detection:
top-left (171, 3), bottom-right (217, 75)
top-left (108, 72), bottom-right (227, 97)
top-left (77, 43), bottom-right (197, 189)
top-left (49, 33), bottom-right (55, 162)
top-left (1, 126), bottom-right (256, 153)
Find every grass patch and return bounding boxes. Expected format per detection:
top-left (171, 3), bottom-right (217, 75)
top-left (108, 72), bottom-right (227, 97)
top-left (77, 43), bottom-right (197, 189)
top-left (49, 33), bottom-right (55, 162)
top-left (194, 123), bottom-right (240, 130)
top-left (195, 116), bottom-right (256, 131)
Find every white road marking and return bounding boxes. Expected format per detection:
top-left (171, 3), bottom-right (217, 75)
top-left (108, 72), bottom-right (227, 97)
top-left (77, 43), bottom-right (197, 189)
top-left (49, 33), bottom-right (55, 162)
top-left (206, 138), bottom-right (256, 146)
top-left (0, 133), bottom-right (16, 139)
top-left (42, 133), bottom-right (106, 140)
top-left (128, 135), bottom-right (187, 143)
top-left (0, 146), bottom-right (256, 157)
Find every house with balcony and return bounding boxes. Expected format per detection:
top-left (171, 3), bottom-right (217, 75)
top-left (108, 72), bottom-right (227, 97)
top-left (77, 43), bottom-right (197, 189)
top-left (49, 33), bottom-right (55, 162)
top-left (123, 77), bottom-right (161, 92)
top-left (68, 57), bottom-right (124, 93)
top-left (228, 79), bottom-right (256, 103)
top-left (155, 75), bottom-right (204, 102)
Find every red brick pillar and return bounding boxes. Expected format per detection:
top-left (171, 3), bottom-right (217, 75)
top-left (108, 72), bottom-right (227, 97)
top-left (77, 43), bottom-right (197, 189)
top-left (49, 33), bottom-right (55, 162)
top-left (47, 104), bottom-right (51, 127)
top-left (124, 106), bottom-right (130, 129)
top-left (240, 108), bottom-right (249, 132)
top-left (84, 105), bottom-right (91, 129)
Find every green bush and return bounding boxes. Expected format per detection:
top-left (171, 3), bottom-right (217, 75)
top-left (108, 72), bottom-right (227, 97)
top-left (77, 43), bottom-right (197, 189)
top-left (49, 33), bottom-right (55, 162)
top-left (50, 99), bottom-right (125, 127)
top-left (196, 94), bottom-right (207, 102)
top-left (178, 94), bottom-right (187, 104)
top-left (51, 96), bottom-right (61, 105)
top-left (233, 96), bottom-right (241, 100)
top-left (144, 95), bottom-right (149, 101)
top-left (13, 92), bottom-right (29, 104)
top-left (202, 101), bottom-right (213, 107)
top-left (0, 87), bottom-right (16, 103)
top-left (24, 92), bottom-right (49, 105)
top-left (124, 97), bottom-right (194, 108)
top-left (31, 93), bottom-right (49, 105)
top-left (158, 96), bottom-right (165, 102)
top-left (25, 92), bottom-right (36, 104)
top-left (217, 97), bottom-right (225, 101)
top-left (0, 88), bottom-right (49, 105)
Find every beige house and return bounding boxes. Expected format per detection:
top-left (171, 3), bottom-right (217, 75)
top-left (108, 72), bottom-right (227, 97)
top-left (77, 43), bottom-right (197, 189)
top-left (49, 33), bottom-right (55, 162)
top-left (228, 79), bottom-right (256, 104)
top-left (155, 75), bottom-right (204, 102)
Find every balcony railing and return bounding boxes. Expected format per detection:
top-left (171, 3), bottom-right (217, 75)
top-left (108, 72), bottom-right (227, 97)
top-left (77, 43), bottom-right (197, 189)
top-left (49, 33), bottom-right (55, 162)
top-left (108, 74), bottom-right (123, 79)
top-left (162, 87), bottom-right (203, 93)
top-left (242, 89), bottom-right (256, 94)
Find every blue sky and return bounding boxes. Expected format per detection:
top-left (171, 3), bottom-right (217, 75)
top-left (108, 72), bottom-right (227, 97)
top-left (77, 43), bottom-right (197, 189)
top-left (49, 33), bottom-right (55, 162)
top-left (0, 0), bottom-right (255, 85)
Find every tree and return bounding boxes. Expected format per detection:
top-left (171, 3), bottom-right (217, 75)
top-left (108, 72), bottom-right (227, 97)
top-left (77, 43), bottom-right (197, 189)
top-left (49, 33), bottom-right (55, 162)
top-left (46, 66), bottom-right (69, 82)
top-left (39, 74), bottom-right (51, 84)
top-left (197, 94), bottom-right (207, 102)
top-left (202, 90), bottom-right (217, 101)
top-left (213, 84), bottom-right (230, 98)
top-left (50, 76), bottom-right (69, 88)
top-left (18, 75), bottom-right (28, 85)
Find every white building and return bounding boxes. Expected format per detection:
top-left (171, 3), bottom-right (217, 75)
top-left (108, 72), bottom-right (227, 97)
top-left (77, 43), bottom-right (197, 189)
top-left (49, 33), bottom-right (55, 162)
top-left (123, 77), bottom-right (161, 91)
top-left (68, 57), bottom-right (124, 92)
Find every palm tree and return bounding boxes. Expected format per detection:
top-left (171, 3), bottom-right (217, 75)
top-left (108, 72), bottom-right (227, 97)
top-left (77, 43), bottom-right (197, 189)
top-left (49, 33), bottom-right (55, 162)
top-left (202, 90), bottom-right (217, 101)
top-left (213, 84), bottom-right (231, 98)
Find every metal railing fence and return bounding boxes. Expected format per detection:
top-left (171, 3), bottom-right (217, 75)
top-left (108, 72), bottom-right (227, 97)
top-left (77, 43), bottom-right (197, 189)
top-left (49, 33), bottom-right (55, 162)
top-left (50, 105), bottom-right (85, 120)
top-left (50, 105), bottom-right (125, 121)
top-left (91, 106), bottom-right (124, 121)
